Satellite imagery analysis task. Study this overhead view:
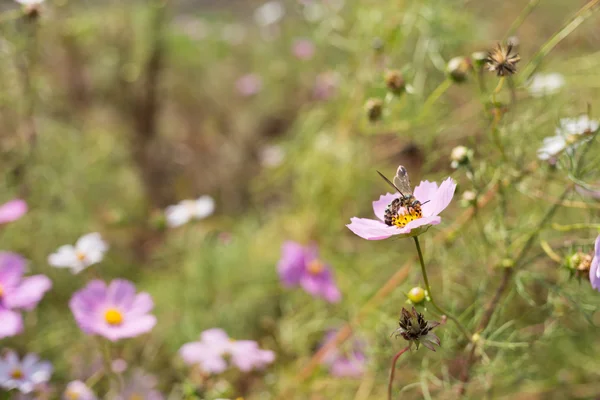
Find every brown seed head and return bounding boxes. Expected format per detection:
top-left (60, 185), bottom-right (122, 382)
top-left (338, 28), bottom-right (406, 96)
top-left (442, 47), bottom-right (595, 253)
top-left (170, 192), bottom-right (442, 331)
top-left (486, 43), bottom-right (520, 77)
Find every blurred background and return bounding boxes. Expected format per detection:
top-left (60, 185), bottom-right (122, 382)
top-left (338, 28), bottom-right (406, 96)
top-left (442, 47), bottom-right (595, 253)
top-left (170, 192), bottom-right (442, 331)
top-left (2, 0), bottom-right (600, 398)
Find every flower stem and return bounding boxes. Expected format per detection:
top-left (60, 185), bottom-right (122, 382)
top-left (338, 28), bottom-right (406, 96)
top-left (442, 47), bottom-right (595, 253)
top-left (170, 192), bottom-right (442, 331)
top-left (99, 339), bottom-right (122, 393)
top-left (413, 237), bottom-right (471, 342)
top-left (387, 346), bottom-right (410, 400)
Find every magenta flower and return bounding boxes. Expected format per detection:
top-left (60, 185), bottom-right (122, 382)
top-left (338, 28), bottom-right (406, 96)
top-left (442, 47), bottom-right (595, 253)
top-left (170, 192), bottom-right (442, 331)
top-left (0, 351), bottom-right (52, 394)
top-left (590, 235), bottom-right (600, 291)
top-left (277, 241), bottom-right (341, 303)
top-left (346, 174), bottom-right (456, 240)
top-left (0, 252), bottom-right (52, 339)
top-left (292, 38), bottom-right (315, 60)
top-left (320, 330), bottom-right (367, 378)
top-left (69, 279), bottom-right (156, 342)
top-left (0, 200), bottom-right (27, 224)
top-left (179, 328), bottom-right (275, 374)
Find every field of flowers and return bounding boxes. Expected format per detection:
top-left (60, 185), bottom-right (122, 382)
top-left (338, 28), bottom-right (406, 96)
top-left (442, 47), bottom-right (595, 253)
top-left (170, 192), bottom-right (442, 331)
top-left (1, 0), bottom-right (600, 398)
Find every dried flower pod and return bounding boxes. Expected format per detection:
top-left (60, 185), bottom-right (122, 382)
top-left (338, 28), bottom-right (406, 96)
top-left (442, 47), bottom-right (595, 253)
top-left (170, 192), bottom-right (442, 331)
top-left (384, 70), bottom-right (405, 95)
top-left (393, 307), bottom-right (440, 351)
top-left (446, 56), bottom-right (471, 83)
top-left (365, 98), bottom-right (383, 122)
top-left (486, 43), bottom-right (520, 76)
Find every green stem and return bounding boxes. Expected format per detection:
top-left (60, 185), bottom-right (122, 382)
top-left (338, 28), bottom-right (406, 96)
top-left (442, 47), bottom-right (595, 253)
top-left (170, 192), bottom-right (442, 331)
top-left (99, 339), bottom-right (122, 393)
top-left (503, 0), bottom-right (542, 41)
top-left (418, 79), bottom-right (452, 121)
top-left (387, 346), bottom-right (410, 400)
top-left (413, 237), bottom-right (472, 342)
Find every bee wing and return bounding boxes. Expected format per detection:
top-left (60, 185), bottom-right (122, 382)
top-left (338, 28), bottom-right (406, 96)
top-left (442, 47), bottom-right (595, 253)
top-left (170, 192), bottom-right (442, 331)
top-left (393, 165), bottom-right (413, 195)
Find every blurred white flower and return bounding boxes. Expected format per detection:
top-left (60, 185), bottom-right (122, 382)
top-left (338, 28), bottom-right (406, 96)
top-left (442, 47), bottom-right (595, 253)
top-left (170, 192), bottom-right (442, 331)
top-left (537, 115), bottom-right (599, 160)
top-left (14, 0), bottom-right (44, 5)
top-left (259, 145), bottom-right (285, 168)
top-left (254, 1), bottom-right (284, 27)
top-left (64, 380), bottom-right (97, 400)
top-left (48, 233), bottom-right (108, 274)
top-left (528, 73), bottom-right (565, 97)
top-left (165, 196), bottom-right (215, 228)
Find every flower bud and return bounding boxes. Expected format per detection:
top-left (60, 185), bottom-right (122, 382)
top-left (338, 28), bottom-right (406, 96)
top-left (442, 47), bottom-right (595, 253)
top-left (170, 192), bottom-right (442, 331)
top-left (567, 251), bottom-right (592, 279)
top-left (450, 145), bottom-right (472, 168)
top-left (460, 190), bottom-right (477, 208)
top-left (407, 287), bottom-right (426, 304)
top-left (500, 258), bottom-right (514, 268)
top-left (471, 51), bottom-right (487, 69)
top-left (364, 98), bottom-right (383, 122)
top-left (446, 56), bottom-right (471, 83)
top-left (384, 70), bottom-right (405, 95)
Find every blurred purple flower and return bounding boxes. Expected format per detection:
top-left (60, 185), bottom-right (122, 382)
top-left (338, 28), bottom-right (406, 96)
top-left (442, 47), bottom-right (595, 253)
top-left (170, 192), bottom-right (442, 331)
top-left (48, 233), bottom-right (108, 274)
top-left (320, 330), bottom-right (367, 378)
top-left (63, 380), bottom-right (97, 400)
top-left (347, 170), bottom-right (456, 240)
top-left (116, 370), bottom-right (163, 400)
top-left (576, 184), bottom-right (600, 201)
top-left (236, 74), bottom-right (262, 97)
top-left (277, 241), bottom-right (341, 303)
top-left (69, 279), bottom-right (156, 342)
top-left (0, 252), bottom-right (52, 339)
top-left (590, 235), bottom-right (600, 291)
top-left (0, 351), bottom-right (52, 394)
top-left (313, 72), bottom-right (338, 101)
top-left (179, 328), bottom-right (275, 374)
top-left (292, 38), bottom-right (315, 60)
top-left (0, 199), bottom-right (27, 224)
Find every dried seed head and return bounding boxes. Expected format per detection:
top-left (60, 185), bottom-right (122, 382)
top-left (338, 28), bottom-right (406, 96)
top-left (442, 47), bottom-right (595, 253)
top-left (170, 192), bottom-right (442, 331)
top-left (384, 70), bottom-right (406, 95)
top-left (486, 43), bottom-right (521, 77)
top-left (393, 307), bottom-right (440, 351)
top-left (365, 98), bottom-right (383, 122)
top-left (567, 251), bottom-right (593, 279)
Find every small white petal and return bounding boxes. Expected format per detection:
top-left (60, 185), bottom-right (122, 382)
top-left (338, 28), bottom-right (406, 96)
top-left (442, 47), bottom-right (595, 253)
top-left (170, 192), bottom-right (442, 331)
top-left (165, 204), bottom-right (192, 227)
top-left (193, 196), bottom-right (215, 219)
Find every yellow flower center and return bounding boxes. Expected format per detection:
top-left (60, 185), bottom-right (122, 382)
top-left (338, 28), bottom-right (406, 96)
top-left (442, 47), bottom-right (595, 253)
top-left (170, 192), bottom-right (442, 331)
top-left (76, 251), bottom-right (86, 261)
top-left (65, 390), bottom-right (80, 400)
top-left (0, 284), bottom-right (4, 298)
top-left (104, 308), bottom-right (124, 326)
top-left (391, 208), bottom-right (422, 228)
top-left (307, 259), bottom-right (325, 275)
top-left (566, 134), bottom-right (580, 145)
top-left (129, 394), bottom-right (144, 400)
top-left (10, 368), bottom-right (23, 379)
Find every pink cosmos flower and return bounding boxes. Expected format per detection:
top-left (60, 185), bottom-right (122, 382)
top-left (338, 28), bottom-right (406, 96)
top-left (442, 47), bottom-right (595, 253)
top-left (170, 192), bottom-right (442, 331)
top-left (0, 351), bottom-right (52, 394)
top-left (320, 330), bottom-right (367, 378)
top-left (179, 328), bottom-right (275, 374)
top-left (69, 279), bottom-right (157, 342)
top-left (0, 200), bottom-right (27, 224)
top-left (0, 252), bottom-right (52, 339)
top-left (277, 241), bottom-right (341, 303)
top-left (590, 235), bottom-right (600, 291)
top-left (346, 172), bottom-right (456, 240)
top-left (292, 38), bottom-right (315, 60)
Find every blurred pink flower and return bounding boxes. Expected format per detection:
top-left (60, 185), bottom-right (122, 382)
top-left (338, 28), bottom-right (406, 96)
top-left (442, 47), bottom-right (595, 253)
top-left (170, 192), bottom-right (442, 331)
top-left (116, 370), bottom-right (163, 400)
top-left (320, 330), bottom-right (367, 378)
top-left (347, 174), bottom-right (456, 240)
top-left (0, 351), bottom-right (52, 394)
top-left (63, 380), bottom-right (97, 400)
top-left (292, 38), bottom-right (315, 60)
top-left (0, 200), bottom-right (27, 224)
top-left (590, 235), bottom-right (600, 291)
top-left (0, 252), bottom-right (52, 339)
top-left (69, 279), bottom-right (156, 342)
top-left (236, 74), bottom-right (262, 97)
top-left (313, 72), bottom-right (338, 101)
top-left (277, 241), bottom-right (341, 303)
top-left (179, 328), bottom-right (275, 374)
